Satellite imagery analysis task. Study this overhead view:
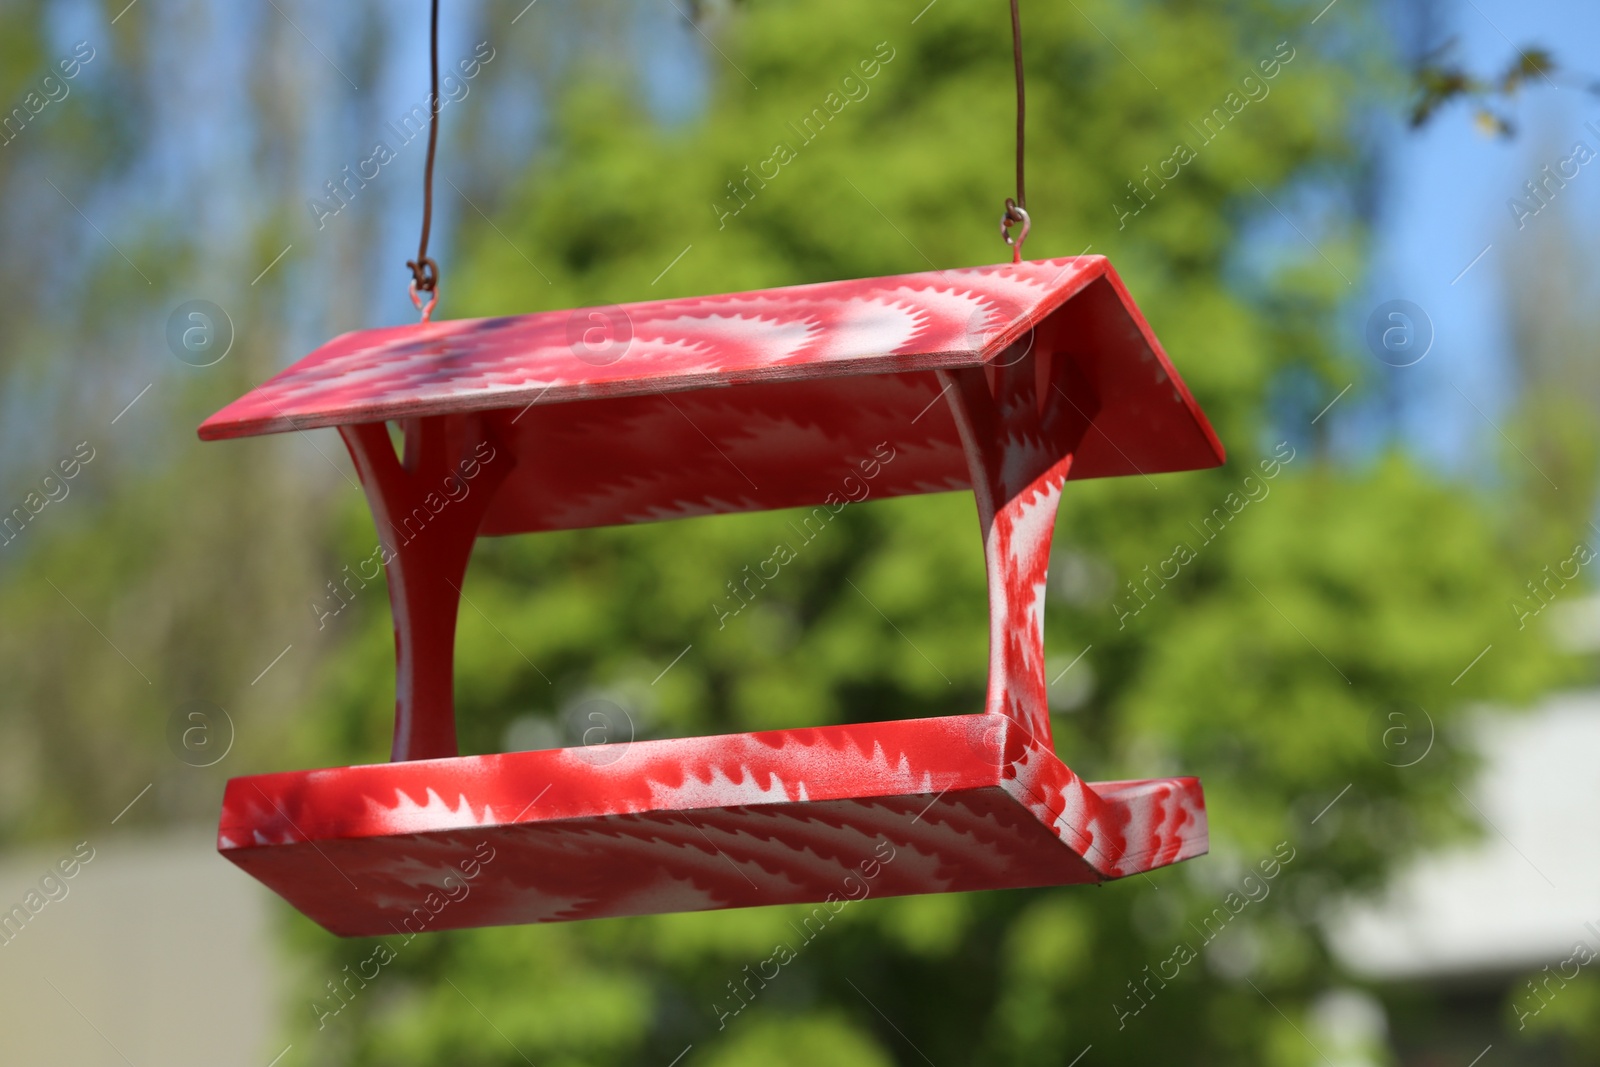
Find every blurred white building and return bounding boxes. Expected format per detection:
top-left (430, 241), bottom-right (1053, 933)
top-left (0, 825), bottom-right (281, 1067)
top-left (1333, 689), bottom-right (1600, 981)
top-left (1329, 598), bottom-right (1600, 1064)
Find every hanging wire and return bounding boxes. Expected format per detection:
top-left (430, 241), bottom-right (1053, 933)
top-left (406, 0), bottom-right (442, 321)
top-left (999, 0), bottom-right (1030, 264)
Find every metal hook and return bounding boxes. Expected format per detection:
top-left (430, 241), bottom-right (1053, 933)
top-left (406, 256), bottom-right (439, 323)
top-left (1000, 201), bottom-right (1031, 265)
top-left (409, 279), bottom-right (439, 324)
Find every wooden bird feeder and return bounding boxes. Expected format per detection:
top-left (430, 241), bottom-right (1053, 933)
top-left (199, 256), bottom-right (1224, 935)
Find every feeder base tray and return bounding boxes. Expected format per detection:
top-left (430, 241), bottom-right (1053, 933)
top-left (218, 715), bottom-right (1206, 936)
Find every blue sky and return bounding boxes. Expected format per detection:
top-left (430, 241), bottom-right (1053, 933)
top-left (1363, 0), bottom-right (1600, 473)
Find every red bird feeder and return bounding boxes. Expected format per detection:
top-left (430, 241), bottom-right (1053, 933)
top-left (200, 256), bottom-right (1223, 935)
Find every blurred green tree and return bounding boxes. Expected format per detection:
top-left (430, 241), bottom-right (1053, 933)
top-left (280, 2), bottom-right (1588, 1065)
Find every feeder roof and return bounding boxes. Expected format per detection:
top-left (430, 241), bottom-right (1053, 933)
top-left (204, 258), bottom-right (1212, 434)
top-left (200, 257), bottom-right (1222, 532)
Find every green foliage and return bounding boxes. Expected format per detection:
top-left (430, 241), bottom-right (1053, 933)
top-left (281, 2), bottom-right (1586, 1065)
top-left (1515, 969), bottom-right (1600, 1057)
top-left (1409, 41), bottom-right (1565, 137)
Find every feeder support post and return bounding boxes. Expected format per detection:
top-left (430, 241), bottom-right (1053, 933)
top-left (338, 415), bottom-right (512, 762)
top-left (938, 343), bottom-right (1098, 759)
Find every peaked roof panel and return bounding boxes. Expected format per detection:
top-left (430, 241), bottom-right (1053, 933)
top-left (199, 258), bottom-right (1207, 443)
